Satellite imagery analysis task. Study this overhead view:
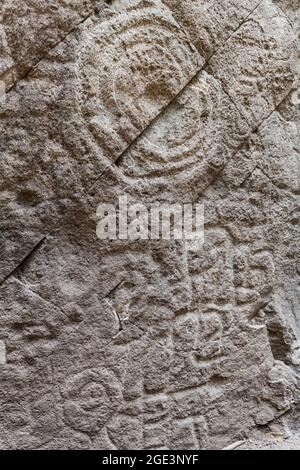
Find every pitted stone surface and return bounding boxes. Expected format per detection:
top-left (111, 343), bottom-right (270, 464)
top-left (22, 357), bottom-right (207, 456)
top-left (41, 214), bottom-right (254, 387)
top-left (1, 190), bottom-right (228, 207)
top-left (0, 0), bottom-right (104, 89)
top-left (0, 0), bottom-right (299, 450)
top-left (163, 0), bottom-right (261, 59)
top-left (206, 0), bottom-right (296, 127)
top-left (0, 0), bottom-right (202, 283)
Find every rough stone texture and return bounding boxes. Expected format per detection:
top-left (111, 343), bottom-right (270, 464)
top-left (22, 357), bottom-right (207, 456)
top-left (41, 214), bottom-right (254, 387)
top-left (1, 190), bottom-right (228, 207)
top-left (0, 0), bottom-right (299, 450)
top-left (0, 0), bottom-right (103, 89)
top-left (0, 0), bottom-right (202, 284)
top-left (239, 432), bottom-right (300, 450)
top-left (163, 0), bottom-right (262, 59)
top-left (206, 1), bottom-right (296, 127)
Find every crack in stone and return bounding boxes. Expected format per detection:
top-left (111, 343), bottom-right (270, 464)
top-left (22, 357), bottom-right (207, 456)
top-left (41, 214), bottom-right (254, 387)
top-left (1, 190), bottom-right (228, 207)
top-left (112, 63), bottom-right (204, 168)
top-left (100, 278), bottom-right (126, 301)
top-left (102, 298), bottom-right (176, 356)
top-left (6, 1), bottom-right (109, 94)
top-left (203, 0), bottom-right (266, 62)
top-left (88, 0), bottom-right (269, 185)
top-left (103, 299), bottom-right (124, 332)
top-left (237, 164), bottom-right (259, 189)
top-left (191, 85), bottom-right (296, 201)
top-left (0, 0), bottom-right (298, 450)
top-left (0, 236), bottom-right (46, 288)
top-left (202, 66), bottom-right (253, 128)
top-left (11, 276), bottom-right (68, 320)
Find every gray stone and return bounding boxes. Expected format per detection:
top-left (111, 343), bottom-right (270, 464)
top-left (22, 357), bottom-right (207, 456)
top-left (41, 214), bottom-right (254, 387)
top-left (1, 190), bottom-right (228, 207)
top-left (0, 0), bottom-right (299, 450)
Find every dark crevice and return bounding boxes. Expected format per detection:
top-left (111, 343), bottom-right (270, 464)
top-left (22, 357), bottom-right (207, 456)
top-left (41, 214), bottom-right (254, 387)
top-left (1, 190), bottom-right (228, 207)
top-left (0, 236), bottom-right (46, 287)
top-left (6, 1), bottom-right (110, 94)
top-left (101, 278), bottom-right (126, 301)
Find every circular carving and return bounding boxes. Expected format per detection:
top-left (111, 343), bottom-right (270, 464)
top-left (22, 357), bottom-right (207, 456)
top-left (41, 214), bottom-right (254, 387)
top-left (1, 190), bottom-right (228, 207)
top-left (62, 368), bottom-right (122, 434)
top-left (121, 74), bottom-right (218, 179)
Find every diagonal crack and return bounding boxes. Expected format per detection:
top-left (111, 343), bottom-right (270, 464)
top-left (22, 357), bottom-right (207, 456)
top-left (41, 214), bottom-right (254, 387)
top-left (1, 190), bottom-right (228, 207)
top-left (237, 163), bottom-right (259, 188)
top-left (202, 0), bottom-right (266, 63)
top-left (253, 89), bottom-right (296, 133)
top-left (0, 236), bottom-right (46, 288)
top-left (90, 0), bottom-right (268, 185)
top-left (1, 0), bottom-right (295, 358)
top-left (112, 64), bottom-right (204, 167)
top-left (100, 278), bottom-right (126, 301)
top-left (11, 276), bottom-right (67, 319)
top-left (6, 0), bottom-right (109, 94)
top-left (191, 85), bottom-right (296, 201)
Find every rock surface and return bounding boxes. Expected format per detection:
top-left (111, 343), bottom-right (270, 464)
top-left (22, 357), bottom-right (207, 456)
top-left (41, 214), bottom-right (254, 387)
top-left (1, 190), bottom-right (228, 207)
top-left (0, 0), bottom-right (299, 450)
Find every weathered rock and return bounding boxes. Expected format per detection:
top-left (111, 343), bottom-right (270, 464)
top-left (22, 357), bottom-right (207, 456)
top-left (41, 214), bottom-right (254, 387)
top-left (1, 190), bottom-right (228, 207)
top-left (0, 0), bottom-right (202, 282)
top-left (0, 0), bottom-right (103, 89)
top-left (163, 0), bottom-right (261, 59)
top-left (206, 0), bottom-right (296, 127)
top-left (0, 0), bottom-right (299, 450)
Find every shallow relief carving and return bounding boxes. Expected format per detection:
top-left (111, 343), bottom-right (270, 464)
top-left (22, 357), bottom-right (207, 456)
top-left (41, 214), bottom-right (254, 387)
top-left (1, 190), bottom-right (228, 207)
top-left (0, 0), bottom-right (299, 450)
